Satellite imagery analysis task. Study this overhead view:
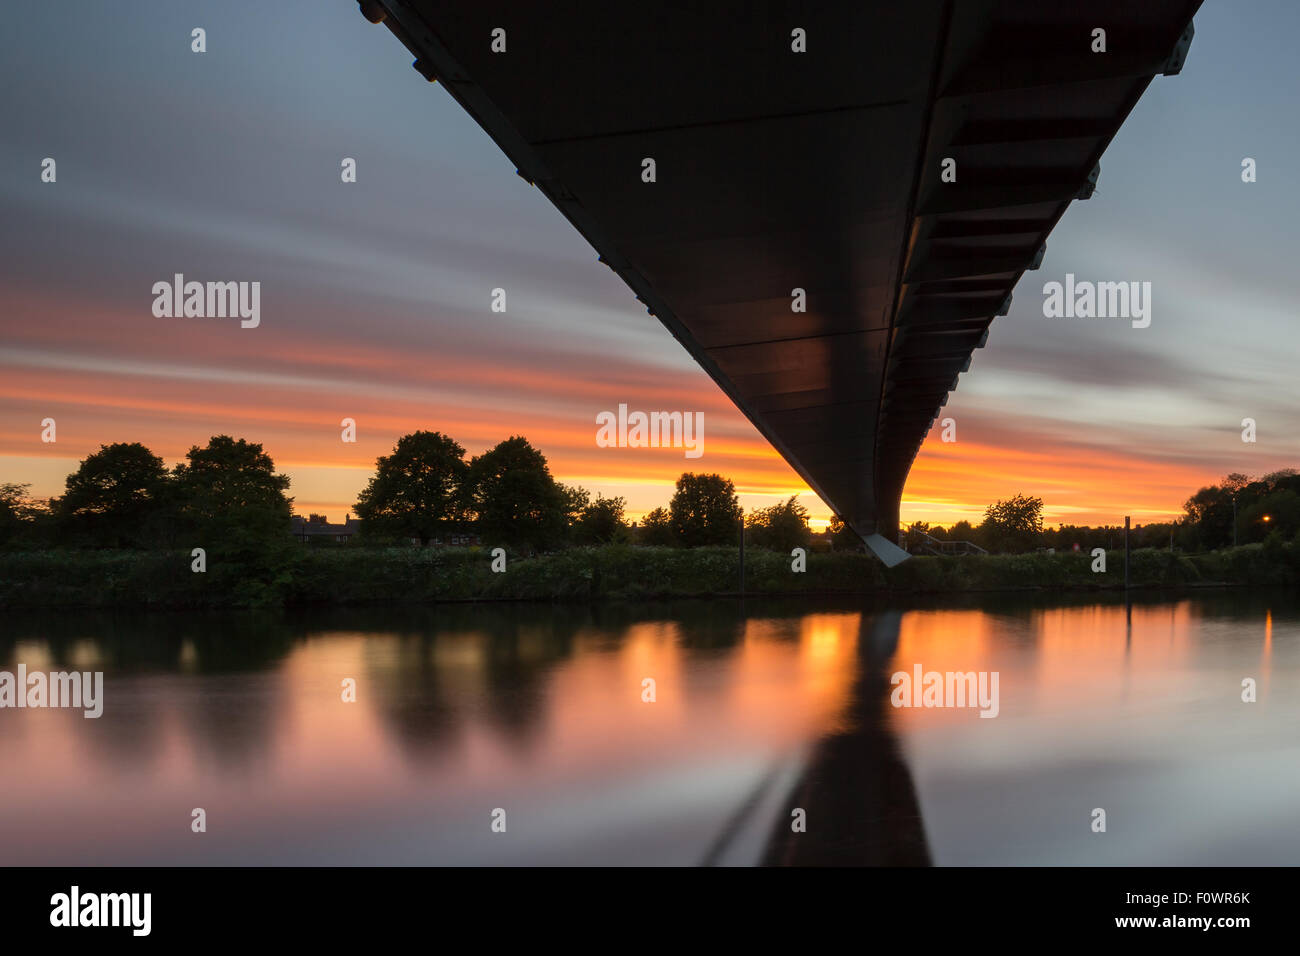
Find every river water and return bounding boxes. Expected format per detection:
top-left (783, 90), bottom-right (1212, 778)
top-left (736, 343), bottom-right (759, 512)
top-left (2, 591), bottom-right (1296, 865)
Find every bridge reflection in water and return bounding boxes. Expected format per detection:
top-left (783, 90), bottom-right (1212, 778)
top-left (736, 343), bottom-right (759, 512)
top-left (761, 612), bottom-right (931, 866)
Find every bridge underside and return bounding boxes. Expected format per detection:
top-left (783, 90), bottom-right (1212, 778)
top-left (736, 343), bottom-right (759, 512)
top-left (366, 0), bottom-right (1199, 563)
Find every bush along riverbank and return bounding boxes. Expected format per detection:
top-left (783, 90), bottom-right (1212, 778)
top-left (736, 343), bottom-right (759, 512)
top-left (1, 538), bottom-right (1298, 609)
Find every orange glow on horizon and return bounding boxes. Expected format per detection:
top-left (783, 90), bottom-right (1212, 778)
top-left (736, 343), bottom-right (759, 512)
top-left (0, 284), bottom-right (1272, 530)
top-left (0, 368), bottom-right (1229, 530)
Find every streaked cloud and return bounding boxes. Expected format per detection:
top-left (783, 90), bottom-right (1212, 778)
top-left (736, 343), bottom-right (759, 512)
top-left (2, 1), bottom-right (1297, 532)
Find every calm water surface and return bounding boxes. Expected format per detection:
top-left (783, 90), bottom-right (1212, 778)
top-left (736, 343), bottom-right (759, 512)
top-left (2, 592), bottom-right (1297, 865)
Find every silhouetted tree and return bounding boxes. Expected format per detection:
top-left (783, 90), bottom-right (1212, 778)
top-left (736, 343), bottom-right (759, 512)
top-left (0, 483), bottom-right (47, 548)
top-left (354, 431), bottom-right (469, 546)
top-left (745, 495), bottom-right (812, 552)
top-left (949, 520), bottom-right (976, 540)
top-left (669, 472), bottom-right (742, 547)
top-left (573, 494), bottom-right (629, 544)
top-left (56, 442), bottom-right (170, 547)
top-left (173, 436), bottom-right (291, 532)
top-left (1180, 471), bottom-right (1300, 549)
top-left (467, 436), bottom-right (569, 551)
top-left (173, 436), bottom-right (294, 603)
top-left (639, 507), bottom-right (674, 546)
top-left (979, 494), bottom-right (1044, 553)
top-left (1239, 489), bottom-right (1300, 544)
top-left (1183, 483), bottom-right (1235, 549)
top-left (558, 483), bottom-right (593, 542)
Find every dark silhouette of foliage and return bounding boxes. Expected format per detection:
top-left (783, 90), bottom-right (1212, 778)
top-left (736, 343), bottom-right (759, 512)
top-left (1182, 470), bottom-right (1300, 549)
top-left (56, 442), bottom-right (170, 548)
top-left (573, 493), bottom-right (629, 544)
top-left (0, 483), bottom-right (51, 548)
top-left (172, 436), bottom-right (295, 602)
top-left (639, 507), bottom-right (675, 546)
top-left (467, 436), bottom-right (570, 551)
top-left (354, 431), bottom-right (469, 546)
top-left (745, 495), bottom-right (812, 552)
top-left (826, 515), bottom-right (862, 551)
top-left (979, 493), bottom-right (1044, 553)
top-left (669, 473), bottom-right (742, 547)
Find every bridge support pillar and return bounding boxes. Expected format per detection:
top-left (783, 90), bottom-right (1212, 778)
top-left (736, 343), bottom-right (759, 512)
top-left (852, 499), bottom-right (909, 566)
top-left (861, 533), bottom-right (911, 568)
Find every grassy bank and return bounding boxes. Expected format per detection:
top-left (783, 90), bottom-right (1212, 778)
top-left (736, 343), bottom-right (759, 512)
top-left (1, 539), bottom-right (1298, 609)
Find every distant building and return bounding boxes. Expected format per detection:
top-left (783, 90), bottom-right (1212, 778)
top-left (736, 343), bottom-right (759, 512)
top-left (291, 513), bottom-right (359, 544)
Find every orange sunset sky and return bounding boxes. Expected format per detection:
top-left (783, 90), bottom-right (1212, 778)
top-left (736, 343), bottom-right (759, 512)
top-left (2, 3), bottom-right (1297, 532)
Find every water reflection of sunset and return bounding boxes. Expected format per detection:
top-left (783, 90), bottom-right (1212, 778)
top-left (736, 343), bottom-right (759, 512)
top-left (2, 595), bottom-right (1297, 865)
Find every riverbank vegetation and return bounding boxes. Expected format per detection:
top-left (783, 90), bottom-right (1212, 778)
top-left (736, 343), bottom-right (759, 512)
top-left (2, 539), bottom-right (1298, 609)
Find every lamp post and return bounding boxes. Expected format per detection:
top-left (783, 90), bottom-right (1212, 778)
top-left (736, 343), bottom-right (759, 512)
top-left (1232, 493), bottom-right (1237, 548)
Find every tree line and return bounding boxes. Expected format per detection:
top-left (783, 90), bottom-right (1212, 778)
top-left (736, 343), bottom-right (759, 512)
top-left (335, 430), bottom-right (819, 552)
top-left (907, 469), bottom-right (1300, 554)
top-left (0, 431), bottom-right (817, 554)
top-left (3, 432), bottom-right (1293, 556)
top-left (1, 437), bottom-right (290, 552)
